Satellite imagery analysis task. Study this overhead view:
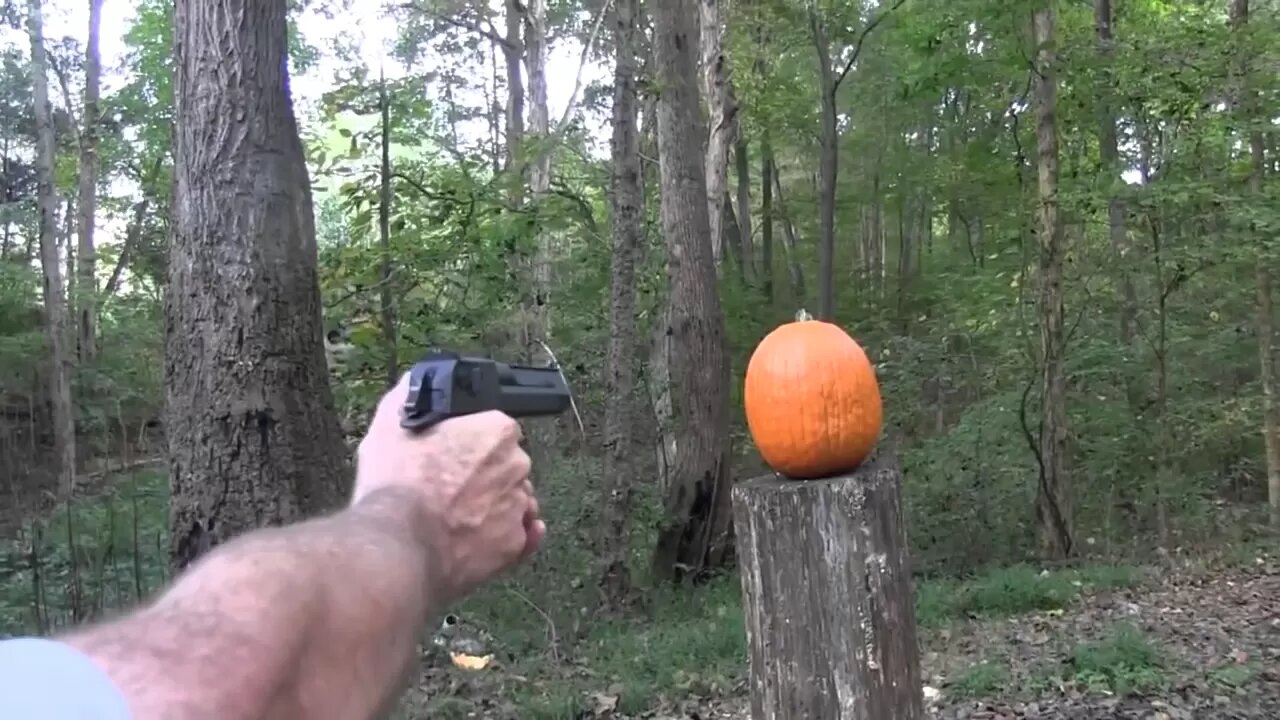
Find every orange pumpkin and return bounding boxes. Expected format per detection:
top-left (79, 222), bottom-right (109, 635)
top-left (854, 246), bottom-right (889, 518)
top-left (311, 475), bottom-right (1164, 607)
top-left (743, 309), bottom-right (883, 479)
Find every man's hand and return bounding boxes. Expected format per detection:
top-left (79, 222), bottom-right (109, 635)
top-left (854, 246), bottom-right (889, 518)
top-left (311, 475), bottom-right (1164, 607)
top-left (352, 373), bottom-right (547, 604)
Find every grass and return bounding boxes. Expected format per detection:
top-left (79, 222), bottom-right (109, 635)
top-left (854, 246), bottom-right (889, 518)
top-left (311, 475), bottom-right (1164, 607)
top-left (498, 573), bottom-right (746, 718)
top-left (1068, 622), bottom-right (1168, 695)
top-left (1207, 660), bottom-right (1260, 690)
top-left (915, 562), bottom-right (1144, 628)
top-left (2, 467), bottom-right (1161, 716)
top-left (951, 660), bottom-right (1010, 698)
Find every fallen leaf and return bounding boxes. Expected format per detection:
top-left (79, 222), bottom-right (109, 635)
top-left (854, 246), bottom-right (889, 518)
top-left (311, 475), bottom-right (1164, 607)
top-left (449, 651), bottom-right (494, 671)
top-left (585, 690), bottom-right (619, 717)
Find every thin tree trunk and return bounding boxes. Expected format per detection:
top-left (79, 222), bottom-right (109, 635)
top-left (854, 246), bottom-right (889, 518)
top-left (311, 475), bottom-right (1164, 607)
top-left (897, 196), bottom-right (912, 329)
top-left (63, 195), bottom-right (76, 312)
top-left (1229, 0), bottom-right (1280, 527)
top-left (503, 0), bottom-right (525, 181)
top-left (102, 199), bottom-right (150, 301)
top-left (1094, 0), bottom-right (1136, 351)
top-left (28, 0), bottom-right (77, 497)
top-left (599, 0), bottom-right (643, 606)
top-left (378, 75), bottom-right (398, 387)
top-left (700, 0), bottom-right (733, 269)
top-left (1032, 2), bottom-right (1073, 560)
top-left (734, 129), bottom-right (753, 282)
top-left (1150, 215), bottom-right (1171, 548)
top-left (525, 0), bottom-right (552, 349)
top-left (760, 136), bottom-right (774, 302)
top-left (770, 167), bottom-right (805, 305)
top-left (808, 6), bottom-right (837, 319)
top-left (76, 0), bottom-right (105, 363)
top-left (722, 188), bottom-right (745, 282)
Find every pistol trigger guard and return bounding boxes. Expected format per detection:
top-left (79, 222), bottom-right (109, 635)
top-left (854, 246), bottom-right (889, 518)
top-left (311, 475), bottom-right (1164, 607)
top-left (400, 409), bottom-right (448, 432)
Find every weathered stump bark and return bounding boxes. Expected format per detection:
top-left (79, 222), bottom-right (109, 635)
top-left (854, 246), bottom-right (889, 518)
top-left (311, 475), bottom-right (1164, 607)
top-left (731, 452), bottom-right (924, 719)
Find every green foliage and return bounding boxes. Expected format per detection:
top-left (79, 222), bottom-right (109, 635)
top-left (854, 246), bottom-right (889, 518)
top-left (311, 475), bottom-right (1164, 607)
top-left (1069, 623), bottom-right (1168, 695)
top-left (0, 470), bottom-right (169, 635)
top-left (505, 573), bottom-right (745, 717)
top-left (1206, 660), bottom-right (1260, 690)
top-left (916, 564), bottom-right (1142, 627)
top-left (951, 660), bottom-right (1010, 698)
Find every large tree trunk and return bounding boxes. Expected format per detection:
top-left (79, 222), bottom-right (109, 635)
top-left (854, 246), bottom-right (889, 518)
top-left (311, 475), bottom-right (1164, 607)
top-left (167, 0), bottom-right (351, 572)
top-left (599, 0), bottom-right (644, 607)
top-left (651, 0), bottom-right (733, 582)
top-left (1032, 3), bottom-right (1073, 560)
top-left (1228, 0), bottom-right (1280, 527)
top-left (76, 0), bottom-right (105, 362)
top-left (28, 0), bottom-right (77, 496)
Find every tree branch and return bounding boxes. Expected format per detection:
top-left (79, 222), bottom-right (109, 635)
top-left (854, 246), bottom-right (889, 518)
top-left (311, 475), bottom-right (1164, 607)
top-left (832, 0), bottom-right (909, 93)
top-left (47, 52), bottom-right (82, 148)
top-left (553, 0), bottom-right (613, 135)
top-left (439, 12), bottom-right (512, 49)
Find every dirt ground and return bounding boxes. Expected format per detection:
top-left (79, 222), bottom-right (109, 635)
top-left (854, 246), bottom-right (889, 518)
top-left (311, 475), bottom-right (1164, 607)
top-left (406, 553), bottom-right (1279, 719)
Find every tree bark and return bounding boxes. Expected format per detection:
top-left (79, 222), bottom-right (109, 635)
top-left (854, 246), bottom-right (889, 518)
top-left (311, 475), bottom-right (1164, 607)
top-left (651, 0), bottom-right (733, 582)
top-left (700, 0), bottom-right (734, 269)
top-left (599, 0), bottom-right (643, 607)
top-left (167, 0), bottom-right (351, 572)
top-left (760, 136), bottom-right (774, 302)
top-left (1228, 0), bottom-right (1280, 527)
top-left (378, 76), bottom-right (398, 388)
top-left (733, 454), bottom-right (925, 719)
top-left (1032, 3), bottom-right (1073, 559)
top-left (733, 130), bottom-right (754, 283)
top-left (1094, 0), bottom-right (1136, 351)
top-left (76, 0), bottom-right (105, 362)
top-left (808, 6), bottom-right (838, 319)
top-left (28, 0), bottom-right (77, 496)
top-left (770, 166), bottom-right (805, 305)
top-left (524, 0), bottom-right (556, 452)
top-left (503, 0), bottom-right (525, 181)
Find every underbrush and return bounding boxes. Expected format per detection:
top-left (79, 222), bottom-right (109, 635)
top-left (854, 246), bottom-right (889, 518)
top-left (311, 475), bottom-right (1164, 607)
top-left (950, 621), bottom-right (1172, 700)
top-left (4, 464), bottom-right (1260, 717)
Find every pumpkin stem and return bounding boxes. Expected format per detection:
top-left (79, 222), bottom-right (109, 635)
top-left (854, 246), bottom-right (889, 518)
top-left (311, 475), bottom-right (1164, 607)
top-left (794, 308), bottom-right (814, 322)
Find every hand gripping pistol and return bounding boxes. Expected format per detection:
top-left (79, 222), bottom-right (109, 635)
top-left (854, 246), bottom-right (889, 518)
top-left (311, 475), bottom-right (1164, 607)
top-left (399, 350), bottom-right (573, 431)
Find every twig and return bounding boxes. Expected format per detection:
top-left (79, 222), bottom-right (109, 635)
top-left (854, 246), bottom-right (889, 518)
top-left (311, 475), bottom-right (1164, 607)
top-left (504, 585), bottom-right (560, 662)
top-left (832, 0), bottom-right (909, 92)
top-left (553, 0), bottom-right (613, 136)
top-left (533, 339), bottom-right (586, 439)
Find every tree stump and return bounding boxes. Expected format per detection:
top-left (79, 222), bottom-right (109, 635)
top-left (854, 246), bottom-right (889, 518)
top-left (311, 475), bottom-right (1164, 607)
top-left (731, 452), bottom-right (925, 719)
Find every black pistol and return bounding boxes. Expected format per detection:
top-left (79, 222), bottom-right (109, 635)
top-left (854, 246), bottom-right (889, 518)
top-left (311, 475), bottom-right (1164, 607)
top-left (399, 350), bottom-right (572, 431)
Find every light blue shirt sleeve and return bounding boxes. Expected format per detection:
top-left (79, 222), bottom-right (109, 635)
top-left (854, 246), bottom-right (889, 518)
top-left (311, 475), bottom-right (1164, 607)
top-left (0, 637), bottom-right (132, 718)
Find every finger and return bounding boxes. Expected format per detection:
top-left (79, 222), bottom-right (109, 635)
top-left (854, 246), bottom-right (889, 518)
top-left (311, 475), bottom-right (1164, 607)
top-left (373, 372), bottom-right (412, 427)
top-left (520, 517), bottom-right (546, 560)
top-left (450, 410), bottom-right (523, 446)
top-left (507, 448), bottom-right (532, 486)
top-left (522, 481), bottom-right (540, 520)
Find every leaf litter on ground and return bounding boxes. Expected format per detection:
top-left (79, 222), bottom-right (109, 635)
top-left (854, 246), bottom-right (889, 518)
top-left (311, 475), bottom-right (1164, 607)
top-left (399, 550), bottom-right (1278, 719)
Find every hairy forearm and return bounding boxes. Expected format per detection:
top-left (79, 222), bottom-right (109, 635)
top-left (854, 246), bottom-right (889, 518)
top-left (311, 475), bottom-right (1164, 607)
top-left (62, 489), bottom-right (442, 720)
